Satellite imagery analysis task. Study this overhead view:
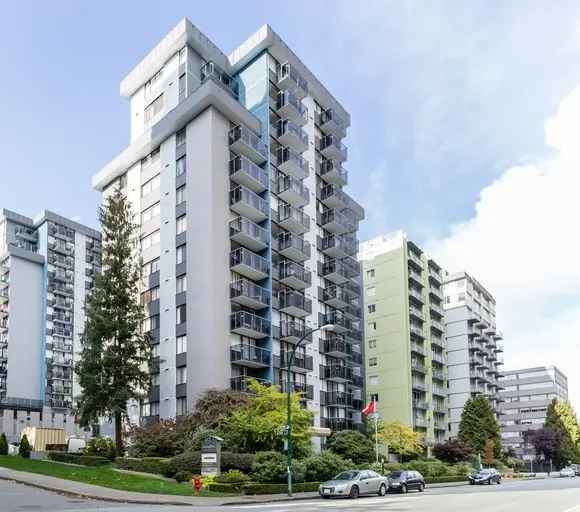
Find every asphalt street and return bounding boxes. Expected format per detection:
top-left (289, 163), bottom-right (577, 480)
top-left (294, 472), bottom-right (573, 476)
top-left (2, 477), bottom-right (580, 512)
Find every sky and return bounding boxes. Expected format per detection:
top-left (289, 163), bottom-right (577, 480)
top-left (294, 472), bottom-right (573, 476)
top-left (1, 2), bottom-right (580, 409)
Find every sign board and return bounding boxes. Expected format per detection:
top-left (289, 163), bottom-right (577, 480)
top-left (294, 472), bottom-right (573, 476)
top-left (201, 435), bottom-right (223, 476)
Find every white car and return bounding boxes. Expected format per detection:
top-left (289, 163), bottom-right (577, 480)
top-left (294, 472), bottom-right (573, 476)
top-left (560, 467), bottom-right (576, 478)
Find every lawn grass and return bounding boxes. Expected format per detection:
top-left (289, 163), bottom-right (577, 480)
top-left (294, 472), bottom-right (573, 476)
top-left (0, 456), bottom-right (229, 497)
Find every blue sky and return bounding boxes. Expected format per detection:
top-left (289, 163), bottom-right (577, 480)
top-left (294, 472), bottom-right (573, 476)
top-left (2, 2), bottom-right (580, 406)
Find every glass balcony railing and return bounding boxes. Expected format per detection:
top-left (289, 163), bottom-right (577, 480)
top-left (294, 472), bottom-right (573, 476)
top-left (320, 184), bottom-right (347, 209)
top-left (278, 289), bottom-right (312, 317)
top-left (229, 125), bottom-right (268, 164)
top-left (319, 234), bottom-right (358, 258)
top-left (277, 204), bottom-right (310, 234)
top-left (278, 260), bottom-right (312, 289)
top-left (230, 186), bottom-right (269, 223)
top-left (280, 351), bottom-right (314, 372)
top-left (322, 391), bottom-right (353, 407)
top-left (319, 135), bottom-right (348, 161)
top-left (318, 108), bottom-right (346, 138)
top-left (277, 175), bottom-right (309, 207)
top-left (280, 320), bottom-right (312, 343)
top-left (200, 61), bottom-right (239, 98)
top-left (230, 279), bottom-right (270, 309)
top-left (319, 209), bottom-right (356, 234)
top-left (277, 119), bottom-right (308, 152)
top-left (277, 147), bottom-right (309, 179)
top-left (230, 344), bottom-right (271, 367)
top-left (276, 90), bottom-right (307, 125)
top-left (278, 62), bottom-right (308, 98)
top-left (229, 155), bottom-right (268, 194)
top-left (230, 247), bottom-right (269, 279)
top-left (277, 232), bottom-right (311, 262)
top-left (230, 311), bottom-right (270, 338)
top-left (318, 159), bottom-right (348, 186)
top-left (229, 217), bottom-right (269, 251)
top-left (321, 365), bottom-right (352, 382)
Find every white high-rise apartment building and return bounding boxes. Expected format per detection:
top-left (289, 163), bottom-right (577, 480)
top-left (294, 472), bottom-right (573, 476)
top-left (0, 209), bottom-right (101, 441)
top-left (443, 271), bottom-right (505, 437)
top-left (92, 19), bottom-right (365, 439)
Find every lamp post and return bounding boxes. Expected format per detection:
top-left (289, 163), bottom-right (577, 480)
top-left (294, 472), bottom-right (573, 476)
top-left (286, 322), bottom-right (334, 497)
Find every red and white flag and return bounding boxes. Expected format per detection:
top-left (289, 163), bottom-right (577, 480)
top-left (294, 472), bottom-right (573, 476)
top-left (361, 400), bottom-right (377, 416)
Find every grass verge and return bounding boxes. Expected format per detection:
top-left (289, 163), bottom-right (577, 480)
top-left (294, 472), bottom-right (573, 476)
top-left (0, 456), bottom-right (230, 497)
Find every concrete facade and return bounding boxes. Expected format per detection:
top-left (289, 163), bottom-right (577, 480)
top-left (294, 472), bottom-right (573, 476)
top-left (498, 366), bottom-right (568, 460)
top-left (92, 18), bottom-right (365, 438)
top-left (443, 271), bottom-right (504, 438)
top-left (0, 209), bottom-right (101, 442)
top-left (359, 232), bottom-right (448, 444)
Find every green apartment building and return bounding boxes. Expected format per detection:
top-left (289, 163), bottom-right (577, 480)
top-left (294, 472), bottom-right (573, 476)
top-left (359, 232), bottom-right (448, 444)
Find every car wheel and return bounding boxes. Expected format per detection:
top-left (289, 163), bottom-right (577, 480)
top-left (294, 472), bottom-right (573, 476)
top-left (469, 481), bottom-right (474, 485)
top-left (419, 483), bottom-right (425, 492)
top-left (401, 484), bottom-right (408, 494)
top-left (349, 485), bottom-right (359, 499)
top-left (321, 495), bottom-right (331, 499)
top-left (487, 479), bottom-right (491, 485)
top-left (378, 484), bottom-right (387, 496)
top-left (497, 478), bottom-right (501, 485)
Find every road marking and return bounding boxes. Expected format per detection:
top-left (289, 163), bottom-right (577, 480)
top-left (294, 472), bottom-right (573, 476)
top-left (561, 506), bottom-right (580, 512)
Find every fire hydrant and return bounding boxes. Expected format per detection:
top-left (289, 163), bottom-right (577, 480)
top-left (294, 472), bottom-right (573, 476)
top-left (192, 475), bottom-right (203, 494)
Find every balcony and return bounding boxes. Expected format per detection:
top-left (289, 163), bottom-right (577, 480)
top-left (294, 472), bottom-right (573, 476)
top-left (277, 147), bottom-right (309, 180)
top-left (230, 344), bottom-right (271, 368)
top-left (281, 381), bottom-right (314, 400)
top-left (230, 311), bottom-right (270, 339)
top-left (322, 391), bottom-right (352, 407)
top-left (15, 226), bottom-right (38, 241)
top-left (320, 335), bottom-right (351, 358)
top-left (277, 232), bottom-right (310, 262)
top-left (278, 289), bottom-right (312, 318)
top-left (413, 417), bottom-right (427, 429)
top-left (276, 90), bottom-right (307, 125)
top-left (322, 365), bottom-right (352, 382)
top-left (229, 155), bottom-right (268, 194)
top-left (280, 352), bottom-right (314, 373)
top-left (230, 279), bottom-right (270, 310)
top-left (230, 247), bottom-right (269, 281)
top-left (428, 267), bottom-right (442, 285)
top-left (410, 324), bottom-right (424, 339)
top-left (409, 287), bottom-right (424, 304)
top-left (277, 119), bottom-right (308, 153)
top-left (0, 397), bottom-right (44, 411)
top-left (230, 186), bottom-right (269, 223)
top-left (430, 319), bottom-right (445, 335)
top-left (280, 321), bottom-right (312, 344)
top-left (322, 311), bottom-right (351, 333)
top-left (433, 403), bottom-right (447, 414)
top-left (319, 184), bottom-right (346, 210)
top-left (318, 159), bottom-right (348, 187)
top-left (410, 342), bottom-right (426, 356)
top-left (321, 417), bottom-right (353, 431)
top-left (319, 135), bottom-right (347, 161)
top-left (277, 204), bottom-right (310, 235)
top-left (432, 386), bottom-right (446, 398)
top-left (319, 209), bottom-right (355, 235)
top-left (200, 61), bottom-right (239, 98)
top-left (278, 62), bottom-right (308, 99)
top-left (278, 261), bottom-right (311, 290)
top-left (407, 250), bottom-right (423, 269)
top-left (413, 400), bottom-right (428, 410)
top-left (230, 376), bottom-right (270, 393)
top-left (431, 351), bottom-right (445, 364)
top-left (319, 234), bottom-right (358, 259)
top-left (409, 306), bottom-right (424, 322)
top-left (318, 108), bottom-right (346, 138)
top-left (412, 381), bottom-right (426, 391)
top-left (277, 175), bottom-right (309, 208)
top-left (408, 268), bottom-right (423, 287)
top-left (432, 369), bottom-right (446, 381)
top-left (411, 360), bottom-right (426, 374)
top-left (430, 302), bottom-right (444, 317)
top-left (323, 285), bottom-right (350, 308)
top-left (320, 259), bottom-right (355, 285)
top-left (229, 125), bottom-right (268, 165)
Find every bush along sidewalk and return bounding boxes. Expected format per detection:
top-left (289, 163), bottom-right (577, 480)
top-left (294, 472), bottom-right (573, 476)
top-left (46, 451), bottom-right (112, 467)
top-left (208, 481), bottom-right (321, 495)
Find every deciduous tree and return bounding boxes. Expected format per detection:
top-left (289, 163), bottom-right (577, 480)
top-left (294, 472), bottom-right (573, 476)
top-left (433, 438), bottom-right (472, 463)
top-left (545, 399), bottom-right (580, 464)
top-left (378, 421), bottom-right (423, 462)
top-left (325, 430), bottom-right (374, 464)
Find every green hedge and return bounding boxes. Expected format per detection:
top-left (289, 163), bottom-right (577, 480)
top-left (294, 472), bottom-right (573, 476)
top-left (114, 457), bottom-right (171, 475)
top-left (425, 476), bottom-right (467, 484)
top-left (164, 451), bottom-right (255, 478)
top-left (241, 481), bottom-right (320, 495)
top-left (46, 451), bottom-right (110, 467)
top-left (208, 482), bottom-right (239, 494)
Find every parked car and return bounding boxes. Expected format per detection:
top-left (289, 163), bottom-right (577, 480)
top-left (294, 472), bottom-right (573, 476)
top-left (559, 467), bottom-right (576, 478)
top-left (387, 470), bottom-right (426, 493)
top-left (319, 470), bottom-right (389, 499)
top-left (468, 468), bottom-right (502, 485)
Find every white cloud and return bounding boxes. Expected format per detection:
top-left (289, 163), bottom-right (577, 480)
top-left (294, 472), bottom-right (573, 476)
top-left (428, 88), bottom-right (580, 412)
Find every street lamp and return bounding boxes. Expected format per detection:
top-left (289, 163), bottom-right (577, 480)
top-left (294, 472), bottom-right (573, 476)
top-left (286, 321), bottom-right (334, 497)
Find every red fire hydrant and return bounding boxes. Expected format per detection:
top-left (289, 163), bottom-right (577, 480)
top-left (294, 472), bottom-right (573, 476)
top-left (192, 475), bottom-right (203, 494)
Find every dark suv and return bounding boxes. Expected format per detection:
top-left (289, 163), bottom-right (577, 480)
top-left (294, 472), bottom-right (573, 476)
top-left (387, 470), bottom-right (426, 493)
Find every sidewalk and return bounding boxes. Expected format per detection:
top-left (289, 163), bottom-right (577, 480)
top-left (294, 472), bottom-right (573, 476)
top-left (0, 467), bottom-right (469, 507)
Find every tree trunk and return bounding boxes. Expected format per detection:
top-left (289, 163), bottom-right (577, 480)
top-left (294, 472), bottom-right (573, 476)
top-left (114, 412), bottom-right (123, 456)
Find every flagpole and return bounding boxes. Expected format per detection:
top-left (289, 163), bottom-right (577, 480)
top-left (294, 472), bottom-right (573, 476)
top-left (374, 411), bottom-right (378, 464)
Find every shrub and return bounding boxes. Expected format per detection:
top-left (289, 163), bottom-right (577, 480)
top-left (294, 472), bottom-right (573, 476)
top-left (251, 451), bottom-right (305, 484)
top-left (45, 444), bottom-right (67, 452)
top-left (85, 437), bottom-right (117, 461)
top-left (174, 470), bottom-right (193, 483)
top-left (0, 433), bottom-right (8, 456)
top-left (384, 462), bottom-right (403, 473)
top-left (425, 475), bottom-right (467, 484)
top-left (78, 455), bottom-right (111, 467)
top-left (114, 457), bottom-right (171, 475)
top-left (19, 435), bottom-right (31, 458)
top-left (221, 452), bottom-right (255, 473)
top-left (433, 439), bottom-right (473, 464)
top-left (241, 482), bottom-right (320, 495)
top-left (325, 430), bottom-right (374, 465)
top-left (208, 482), bottom-right (238, 494)
top-left (165, 451), bottom-right (201, 478)
top-left (406, 459), bottom-right (448, 478)
top-left (215, 469), bottom-right (250, 484)
top-left (46, 452), bottom-right (110, 466)
top-left (302, 451), bottom-right (352, 482)
top-left (127, 419), bottom-right (184, 458)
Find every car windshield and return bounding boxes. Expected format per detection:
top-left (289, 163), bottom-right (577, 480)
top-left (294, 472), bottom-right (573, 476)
top-left (479, 469), bottom-right (492, 474)
top-left (334, 471), bottom-right (359, 480)
top-left (390, 471), bottom-right (403, 478)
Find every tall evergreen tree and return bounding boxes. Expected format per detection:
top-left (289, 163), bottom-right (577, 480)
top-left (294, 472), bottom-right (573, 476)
top-left (75, 188), bottom-right (150, 454)
top-left (458, 396), bottom-right (501, 456)
top-left (544, 399), bottom-right (580, 464)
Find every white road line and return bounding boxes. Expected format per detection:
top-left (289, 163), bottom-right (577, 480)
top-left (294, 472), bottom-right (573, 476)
top-left (236, 496), bottom-right (422, 509)
top-left (561, 506), bottom-right (580, 512)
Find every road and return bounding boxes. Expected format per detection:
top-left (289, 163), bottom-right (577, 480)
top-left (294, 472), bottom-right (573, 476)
top-left (2, 477), bottom-right (580, 512)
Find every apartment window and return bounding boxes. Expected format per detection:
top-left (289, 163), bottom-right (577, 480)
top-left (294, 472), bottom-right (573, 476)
top-left (176, 305), bottom-right (186, 324)
top-left (142, 314), bottom-right (160, 332)
top-left (176, 335), bottom-right (187, 354)
top-left (367, 286), bottom-right (376, 297)
top-left (176, 275), bottom-right (187, 294)
top-left (176, 215), bottom-right (187, 235)
top-left (141, 202), bottom-right (160, 224)
top-left (458, 293), bottom-right (466, 302)
top-left (178, 74), bottom-right (186, 100)
top-left (176, 245), bottom-right (186, 264)
top-left (176, 367), bottom-right (187, 385)
top-left (369, 375), bottom-right (379, 386)
top-left (151, 373), bottom-right (160, 386)
top-left (176, 185), bottom-right (186, 205)
top-left (144, 69), bottom-right (163, 99)
top-left (141, 230), bottom-right (160, 250)
top-left (176, 129), bottom-right (186, 148)
top-left (141, 403), bottom-right (151, 417)
top-left (178, 46), bottom-right (187, 65)
top-left (142, 258), bottom-right (160, 277)
top-left (370, 393), bottom-right (379, 402)
top-left (118, 174), bottom-right (127, 190)
top-left (366, 269), bottom-right (375, 279)
top-left (141, 174), bottom-right (160, 197)
top-left (176, 156), bottom-right (187, 177)
top-left (141, 286), bottom-right (160, 305)
top-left (151, 344), bottom-right (160, 357)
top-left (144, 94), bottom-right (164, 123)
top-left (367, 304), bottom-right (376, 314)
top-left (176, 397), bottom-right (187, 416)
top-left (141, 147), bottom-right (160, 168)
top-left (368, 322), bottom-right (377, 331)
top-left (150, 402), bottom-right (160, 416)
top-left (368, 339), bottom-right (377, 349)
top-left (369, 357), bottom-right (378, 367)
